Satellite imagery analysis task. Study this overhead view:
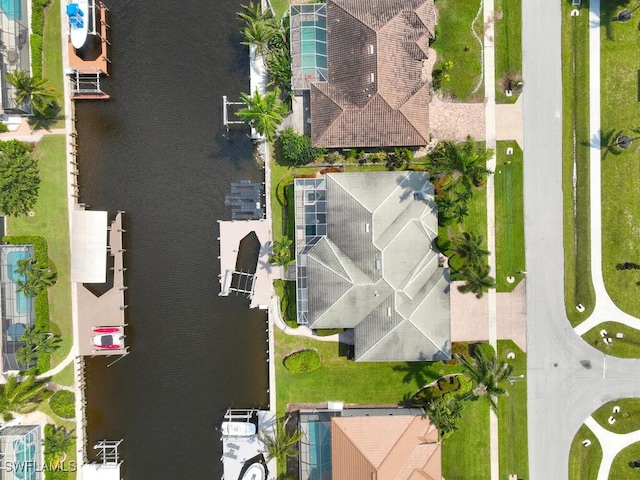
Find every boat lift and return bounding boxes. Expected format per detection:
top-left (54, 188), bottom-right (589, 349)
top-left (222, 95), bottom-right (247, 131)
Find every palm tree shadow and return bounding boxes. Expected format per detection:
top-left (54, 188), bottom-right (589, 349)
top-left (391, 362), bottom-right (442, 389)
top-left (27, 114), bottom-right (59, 131)
top-left (581, 128), bottom-right (623, 159)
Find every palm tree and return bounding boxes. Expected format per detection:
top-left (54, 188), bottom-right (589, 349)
top-left (20, 326), bottom-right (45, 346)
top-left (425, 396), bottom-right (464, 440)
top-left (269, 237), bottom-right (294, 266)
top-left (5, 70), bottom-right (57, 116)
top-left (0, 375), bottom-right (46, 421)
top-left (13, 257), bottom-right (36, 278)
top-left (29, 266), bottom-right (57, 290)
top-left (428, 136), bottom-right (493, 192)
top-left (15, 345), bottom-right (37, 369)
top-left (457, 265), bottom-right (496, 299)
top-left (456, 347), bottom-right (513, 412)
top-left (44, 425), bottom-right (75, 468)
top-left (15, 278), bottom-right (39, 298)
top-left (37, 333), bottom-right (61, 354)
top-left (14, 264), bottom-right (57, 297)
top-left (240, 20), bottom-right (275, 55)
top-left (453, 232), bottom-right (491, 267)
top-left (237, 88), bottom-right (288, 142)
top-left (258, 416), bottom-right (303, 463)
top-left (237, 1), bottom-right (273, 24)
top-left (452, 203), bottom-right (470, 224)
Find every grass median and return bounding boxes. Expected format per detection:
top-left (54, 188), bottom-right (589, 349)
top-left (562, 0), bottom-right (594, 327)
top-left (568, 424), bottom-right (602, 480)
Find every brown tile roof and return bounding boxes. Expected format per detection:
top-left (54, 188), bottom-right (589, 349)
top-left (310, 0), bottom-right (435, 148)
top-left (331, 416), bottom-right (442, 480)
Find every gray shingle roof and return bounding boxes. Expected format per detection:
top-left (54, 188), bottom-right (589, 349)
top-left (304, 172), bottom-right (451, 362)
top-left (310, 0), bottom-right (435, 148)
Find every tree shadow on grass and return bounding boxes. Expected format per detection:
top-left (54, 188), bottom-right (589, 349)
top-left (391, 362), bottom-right (446, 389)
top-left (600, 0), bottom-right (636, 40)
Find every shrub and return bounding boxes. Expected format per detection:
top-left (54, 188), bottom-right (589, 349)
top-left (277, 129), bottom-right (324, 165)
top-left (325, 151), bottom-right (343, 164)
top-left (30, 34), bottom-right (43, 79)
top-left (452, 341), bottom-right (469, 359)
top-left (49, 390), bottom-right (75, 419)
top-left (283, 349), bottom-right (321, 373)
top-left (412, 386), bottom-right (443, 405)
top-left (0, 122), bottom-right (8, 133)
top-left (437, 376), bottom-right (460, 393)
top-left (472, 342), bottom-right (496, 359)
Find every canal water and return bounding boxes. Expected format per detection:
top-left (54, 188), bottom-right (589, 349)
top-left (75, 1), bottom-right (269, 478)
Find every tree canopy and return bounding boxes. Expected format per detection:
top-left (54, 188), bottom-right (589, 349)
top-left (0, 140), bottom-right (40, 216)
top-left (237, 88), bottom-right (289, 142)
top-left (457, 345), bottom-right (513, 412)
top-left (429, 136), bottom-right (493, 193)
top-left (5, 70), bottom-right (58, 117)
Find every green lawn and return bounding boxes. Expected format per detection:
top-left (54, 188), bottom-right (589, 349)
top-left (270, 0), bottom-right (290, 18)
top-left (568, 424), bottom-right (602, 480)
top-left (494, 141), bottom-right (525, 292)
top-left (493, 0), bottom-right (522, 103)
top-left (431, 0), bottom-right (484, 102)
top-left (497, 340), bottom-right (528, 479)
top-left (583, 322), bottom-right (640, 358)
top-left (7, 136), bottom-right (72, 369)
top-left (592, 398), bottom-right (640, 434)
top-left (442, 400), bottom-right (490, 480)
top-left (610, 441), bottom-right (640, 478)
top-left (274, 328), bottom-right (463, 416)
top-left (600, 0), bottom-right (640, 318)
top-left (561, 0), bottom-right (595, 327)
top-left (52, 362), bottom-right (75, 387)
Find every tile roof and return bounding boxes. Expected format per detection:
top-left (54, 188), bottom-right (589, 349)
top-left (331, 415), bottom-right (441, 480)
top-left (310, 0), bottom-right (435, 148)
top-left (304, 172), bottom-right (451, 362)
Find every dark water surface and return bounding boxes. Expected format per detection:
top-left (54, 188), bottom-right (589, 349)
top-left (76, 1), bottom-right (268, 478)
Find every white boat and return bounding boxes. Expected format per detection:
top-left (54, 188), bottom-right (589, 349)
top-left (91, 327), bottom-right (125, 351)
top-left (241, 463), bottom-right (265, 480)
top-left (67, 0), bottom-right (89, 49)
top-left (221, 422), bottom-right (256, 437)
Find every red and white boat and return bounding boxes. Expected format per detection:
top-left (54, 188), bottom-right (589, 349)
top-left (91, 326), bottom-right (125, 351)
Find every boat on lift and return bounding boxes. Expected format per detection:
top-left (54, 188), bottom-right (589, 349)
top-left (67, 0), bottom-right (89, 49)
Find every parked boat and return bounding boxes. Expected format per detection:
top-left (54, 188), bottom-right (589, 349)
top-left (67, 0), bottom-right (89, 49)
top-left (220, 422), bottom-right (256, 437)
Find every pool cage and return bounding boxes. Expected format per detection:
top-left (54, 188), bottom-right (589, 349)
top-left (290, 3), bottom-right (327, 92)
top-left (0, 245), bottom-right (35, 373)
top-left (294, 178), bottom-right (327, 325)
top-left (297, 411), bottom-right (336, 480)
top-left (0, 425), bottom-right (42, 480)
top-left (0, 0), bottom-right (31, 113)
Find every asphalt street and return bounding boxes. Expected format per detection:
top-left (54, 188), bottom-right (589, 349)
top-left (523, 1), bottom-right (640, 478)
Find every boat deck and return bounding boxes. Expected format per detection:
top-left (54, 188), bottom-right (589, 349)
top-left (218, 219), bottom-right (272, 309)
top-left (76, 212), bottom-right (128, 356)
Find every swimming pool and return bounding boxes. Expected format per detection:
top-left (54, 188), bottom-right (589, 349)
top-left (307, 421), bottom-right (331, 480)
top-left (6, 250), bottom-right (32, 315)
top-left (1, 0), bottom-right (22, 21)
top-left (13, 438), bottom-right (36, 480)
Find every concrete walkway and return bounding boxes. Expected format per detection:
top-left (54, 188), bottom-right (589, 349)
top-left (572, 0), bottom-right (640, 337)
top-left (481, 0), bottom-right (500, 478)
top-left (584, 415), bottom-right (640, 480)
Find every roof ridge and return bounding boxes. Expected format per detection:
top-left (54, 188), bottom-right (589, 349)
top-left (309, 238), bottom-right (353, 284)
top-left (328, 173), bottom-right (373, 213)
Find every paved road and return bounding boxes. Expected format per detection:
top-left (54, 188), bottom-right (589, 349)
top-left (523, 1), bottom-right (640, 478)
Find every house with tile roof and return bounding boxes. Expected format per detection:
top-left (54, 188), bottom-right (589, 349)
top-left (294, 171), bottom-right (451, 362)
top-left (294, 404), bottom-right (442, 480)
top-left (290, 0), bottom-right (436, 148)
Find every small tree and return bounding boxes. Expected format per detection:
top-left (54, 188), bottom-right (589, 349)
top-left (453, 232), bottom-right (491, 267)
top-left (44, 424), bottom-right (75, 468)
top-left (258, 416), bottom-right (303, 464)
top-left (457, 265), bottom-right (496, 299)
top-left (0, 375), bottom-right (46, 421)
top-left (0, 140), bottom-right (40, 216)
top-left (277, 129), bottom-right (324, 165)
top-left (237, 88), bottom-right (289, 142)
top-left (5, 70), bottom-right (58, 117)
top-left (269, 237), bottom-right (294, 266)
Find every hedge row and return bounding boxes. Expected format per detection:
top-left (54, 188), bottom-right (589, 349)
top-left (2, 235), bottom-right (52, 373)
top-left (43, 424), bottom-right (69, 480)
top-left (283, 349), bottom-right (321, 373)
top-left (30, 0), bottom-right (51, 80)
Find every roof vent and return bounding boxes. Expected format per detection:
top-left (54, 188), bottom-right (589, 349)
top-left (365, 223), bottom-right (370, 233)
top-left (369, 45), bottom-right (374, 55)
top-left (370, 73), bottom-right (375, 83)
top-left (387, 307), bottom-right (392, 317)
top-left (375, 259), bottom-right (381, 270)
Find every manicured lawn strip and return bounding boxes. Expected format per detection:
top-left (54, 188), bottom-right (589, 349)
top-left (592, 398), bottom-right (640, 433)
top-left (497, 340), bottom-right (528, 479)
top-left (43, 0), bottom-right (63, 95)
top-left (561, 1), bottom-right (594, 327)
top-left (441, 400), bottom-right (490, 480)
top-left (600, 0), bottom-right (640, 318)
top-left (7, 136), bottom-right (72, 368)
top-left (610, 441), bottom-right (640, 478)
top-left (494, 141), bottom-right (525, 292)
top-left (51, 362), bottom-right (75, 387)
top-left (274, 328), bottom-right (463, 416)
top-left (568, 424), bottom-right (602, 480)
top-left (270, 0), bottom-right (290, 18)
top-left (493, 0), bottom-right (522, 103)
top-left (583, 322), bottom-right (640, 358)
top-left (431, 0), bottom-right (484, 102)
